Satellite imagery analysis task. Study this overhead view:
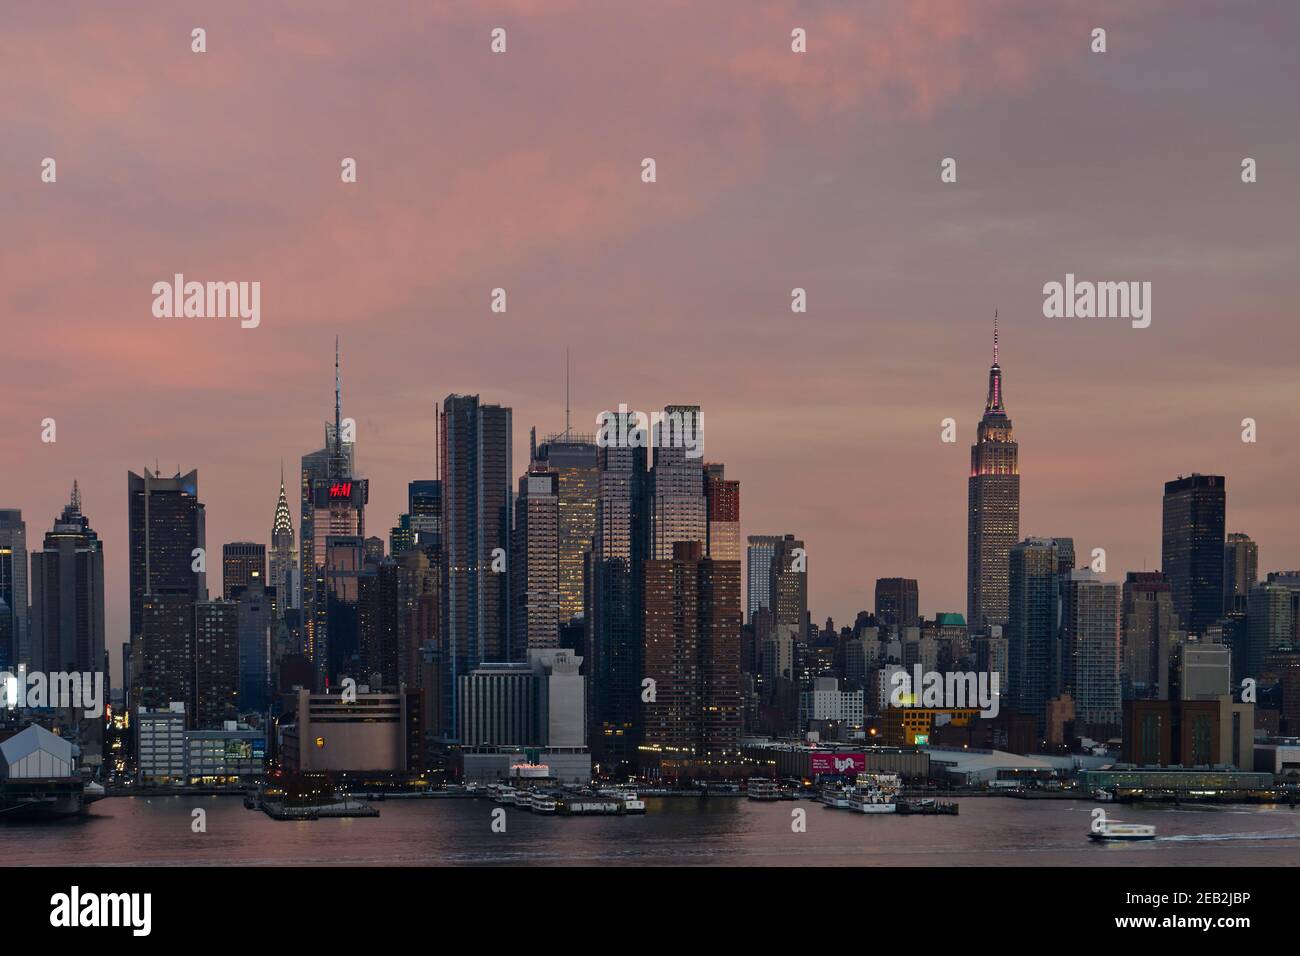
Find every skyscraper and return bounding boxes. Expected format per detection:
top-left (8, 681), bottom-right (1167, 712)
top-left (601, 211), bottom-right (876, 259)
top-left (269, 465), bottom-right (298, 615)
top-left (704, 463), bottom-right (741, 562)
top-left (222, 542), bottom-right (267, 601)
top-left (641, 541), bottom-right (741, 775)
top-left (1246, 574), bottom-right (1300, 679)
top-left (1223, 532), bottom-right (1258, 615)
top-left (1007, 537), bottom-right (1065, 734)
top-left (649, 405), bottom-right (706, 560)
top-left (587, 408), bottom-right (647, 771)
top-left (1120, 571), bottom-right (1180, 700)
top-left (1060, 569), bottom-right (1121, 734)
top-left (875, 577), bottom-right (920, 629)
top-left (137, 593), bottom-right (194, 715)
top-left (29, 483), bottom-right (105, 675)
top-left (769, 534), bottom-right (807, 645)
top-left (967, 316), bottom-right (1020, 632)
top-left (128, 467), bottom-right (205, 644)
top-left (0, 509), bottom-right (29, 669)
top-left (746, 534), bottom-right (781, 622)
top-left (534, 431), bottom-right (598, 627)
top-left (234, 571), bottom-right (272, 713)
top-left (513, 467), bottom-right (560, 652)
top-left (1161, 474), bottom-right (1226, 638)
top-left (194, 599), bottom-right (239, 728)
top-left (439, 393), bottom-right (512, 737)
top-left (304, 343), bottom-right (368, 687)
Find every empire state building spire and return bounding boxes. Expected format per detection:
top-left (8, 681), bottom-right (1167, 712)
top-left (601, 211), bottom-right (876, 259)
top-left (985, 310), bottom-right (1006, 414)
top-left (967, 311), bottom-right (1020, 633)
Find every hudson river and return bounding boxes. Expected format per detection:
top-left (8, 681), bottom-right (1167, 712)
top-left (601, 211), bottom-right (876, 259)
top-left (4, 796), bottom-right (1299, 866)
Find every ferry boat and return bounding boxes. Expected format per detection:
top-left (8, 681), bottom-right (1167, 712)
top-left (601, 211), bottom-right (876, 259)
top-left (847, 773), bottom-right (900, 814)
top-left (1089, 820), bottom-right (1156, 842)
top-left (819, 784), bottom-right (853, 809)
top-left (527, 791), bottom-right (560, 814)
top-left (747, 778), bottom-right (782, 801)
top-left (561, 796), bottom-right (625, 815)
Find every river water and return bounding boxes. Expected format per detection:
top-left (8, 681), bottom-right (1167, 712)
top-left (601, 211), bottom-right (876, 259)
top-left (4, 796), bottom-right (1299, 866)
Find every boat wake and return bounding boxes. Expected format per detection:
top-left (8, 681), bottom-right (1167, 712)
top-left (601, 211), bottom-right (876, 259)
top-left (1157, 830), bottom-right (1300, 843)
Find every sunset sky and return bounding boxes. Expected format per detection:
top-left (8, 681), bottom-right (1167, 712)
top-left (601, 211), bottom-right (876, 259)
top-left (3, 1), bottom-right (1299, 685)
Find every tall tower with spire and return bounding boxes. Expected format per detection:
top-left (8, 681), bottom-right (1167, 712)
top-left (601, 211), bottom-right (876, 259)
top-left (270, 462), bottom-right (298, 618)
top-left (967, 312), bottom-right (1020, 632)
top-left (299, 341), bottom-right (368, 685)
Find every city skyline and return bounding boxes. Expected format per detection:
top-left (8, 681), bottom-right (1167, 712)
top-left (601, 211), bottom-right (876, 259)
top-left (3, 2), bottom-right (1300, 685)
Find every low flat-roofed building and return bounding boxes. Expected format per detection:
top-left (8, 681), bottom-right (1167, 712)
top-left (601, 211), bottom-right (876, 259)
top-left (1078, 766), bottom-right (1273, 795)
top-left (137, 702), bottom-right (187, 785)
top-left (925, 747), bottom-right (1055, 787)
top-left (740, 740), bottom-right (929, 781)
top-left (185, 722), bottom-right (266, 785)
top-left (281, 687), bottom-right (411, 773)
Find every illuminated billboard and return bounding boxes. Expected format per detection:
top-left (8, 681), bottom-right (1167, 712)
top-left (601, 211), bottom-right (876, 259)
top-left (312, 478), bottom-right (369, 508)
top-left (810, 753), bottom-right (866, 775)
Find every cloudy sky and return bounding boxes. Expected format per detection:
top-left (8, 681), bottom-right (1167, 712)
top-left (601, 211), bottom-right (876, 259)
top-left (3, 1), bottom-right (1298, 683)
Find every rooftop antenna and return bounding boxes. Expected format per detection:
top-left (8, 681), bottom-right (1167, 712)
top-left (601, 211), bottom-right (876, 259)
top-left (993, 309), bottom-right (999, 365)
top-left (564, 348), bottom-right (571, 438)
top-left (70, 480), bottom-right (81, 513)
top-left (334, 336), bottom-right (342, 455)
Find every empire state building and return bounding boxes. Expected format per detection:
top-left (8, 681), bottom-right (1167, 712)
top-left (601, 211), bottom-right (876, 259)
top-left (967, 315), bottom-right (1020, 632)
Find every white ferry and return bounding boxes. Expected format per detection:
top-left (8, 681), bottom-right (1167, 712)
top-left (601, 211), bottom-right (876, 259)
top-left (528, 791), bottom-right (560, 814)
top-left (847, 773), bottom-right (900, 814)
top-left (819, 785), bottom-right (853, 809)
top-left (1089, 820), bottom-right (1156, 842)
top-left (747, 778), bottom-right (782, 801)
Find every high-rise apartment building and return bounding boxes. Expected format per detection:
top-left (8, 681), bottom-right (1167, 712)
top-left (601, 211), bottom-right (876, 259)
top-left (194, 599), bottom-right (239, 728)
top-left (649, 405), bottom-right (706, 560)
top-left (704, 463), bottom-right (740, 562)
top-left (587, 409), bottom-right (647, 771)
top-left (746, 534), bottom-right (781, 622)
top-left (1060, 569), bottom-right (1121, 733)
top-left (1120, 571), bottom-right (1180, 700)
top-left (641, 541), bottom-right (741, 775)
